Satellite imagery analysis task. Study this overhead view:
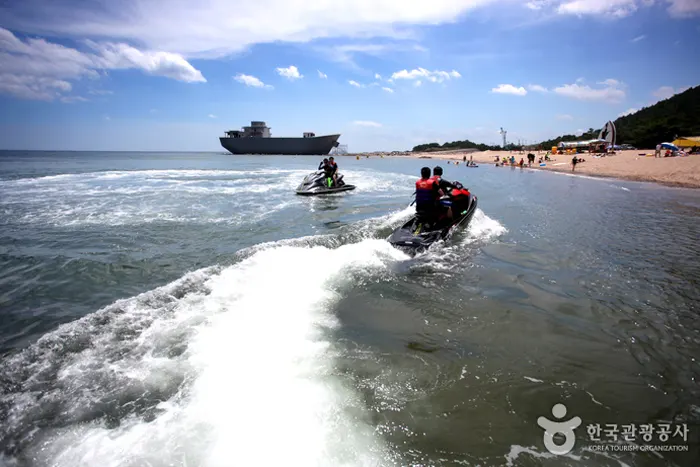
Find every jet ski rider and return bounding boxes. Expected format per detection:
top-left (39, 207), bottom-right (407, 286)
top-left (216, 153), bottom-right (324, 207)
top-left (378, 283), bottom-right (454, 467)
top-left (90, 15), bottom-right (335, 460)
top-left (327, 157), bottom-right (339, 186)
top-left (317, 158), bottom-right (335, 187)
top-left (415, 167), bottom-right (444, 222)
top-left (431, 166), bottom-right (462, 220)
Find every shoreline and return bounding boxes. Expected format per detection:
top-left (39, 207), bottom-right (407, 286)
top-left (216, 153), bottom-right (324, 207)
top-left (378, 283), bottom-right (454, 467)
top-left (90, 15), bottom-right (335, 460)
top-left (345, 149), bottom-right (700, 189)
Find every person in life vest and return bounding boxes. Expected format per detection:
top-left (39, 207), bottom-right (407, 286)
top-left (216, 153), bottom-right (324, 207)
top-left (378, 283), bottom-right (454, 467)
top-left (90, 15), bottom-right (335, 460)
top-left (431, 166), bottom-right (461, 220)
top-left (415, 167), bottom-right (442, 221)
top-left (327, 156), bottom-right (339, 186)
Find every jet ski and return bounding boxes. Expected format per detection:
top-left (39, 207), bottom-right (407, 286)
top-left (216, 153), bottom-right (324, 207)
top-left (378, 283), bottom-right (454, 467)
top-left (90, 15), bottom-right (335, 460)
top-left (388, 189), bottom-right (478, 254)
top-left (295, 170), bottom-right (356, 196)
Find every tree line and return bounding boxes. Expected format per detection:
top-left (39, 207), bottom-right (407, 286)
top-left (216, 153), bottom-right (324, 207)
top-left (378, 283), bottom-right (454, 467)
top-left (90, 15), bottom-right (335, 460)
top-left (411, 86), bottom-right (699, 152)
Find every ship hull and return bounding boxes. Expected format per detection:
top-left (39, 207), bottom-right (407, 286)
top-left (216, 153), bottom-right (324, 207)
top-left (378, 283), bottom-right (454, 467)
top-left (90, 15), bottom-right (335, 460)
top-left (219, 134), bottom-right (341, 155)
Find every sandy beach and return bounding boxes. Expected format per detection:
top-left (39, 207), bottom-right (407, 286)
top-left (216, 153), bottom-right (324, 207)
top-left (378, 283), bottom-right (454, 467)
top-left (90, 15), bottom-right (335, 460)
top-left (349, 149), bottom-right (700, 188)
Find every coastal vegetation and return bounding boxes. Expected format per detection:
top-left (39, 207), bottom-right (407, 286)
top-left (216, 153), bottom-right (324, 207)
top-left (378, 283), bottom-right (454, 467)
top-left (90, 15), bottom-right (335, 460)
top-left (615, 85), bottom-right (699, 148)
top-left (540, 85), bottom-right (699, 149)
top-left (411, 140), bottom-right (501, 152)
top-left (411, 86), bottom-right (699, 152)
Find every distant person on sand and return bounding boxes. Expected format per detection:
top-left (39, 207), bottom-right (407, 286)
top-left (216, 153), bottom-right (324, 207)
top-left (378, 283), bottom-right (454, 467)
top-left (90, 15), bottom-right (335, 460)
top-left (527, 153), bottom-right (535, 167)
top-left (655, 144), bottom-right (661, 158)
top-left (571, 155), bottom-right (578, 172)
top-left (519, 158), bottom-right (524, 167)
top-left (463, 155), bottom-right (467, 163)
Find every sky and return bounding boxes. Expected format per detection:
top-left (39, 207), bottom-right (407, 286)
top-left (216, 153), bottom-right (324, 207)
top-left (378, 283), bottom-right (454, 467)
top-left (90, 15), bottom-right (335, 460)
top-left (0, 0), bottom-right (698, 152)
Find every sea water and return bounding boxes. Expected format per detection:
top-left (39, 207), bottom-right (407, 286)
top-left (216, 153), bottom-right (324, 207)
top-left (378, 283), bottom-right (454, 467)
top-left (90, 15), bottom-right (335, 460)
top-left (0, 151), bottom-right (698, 466)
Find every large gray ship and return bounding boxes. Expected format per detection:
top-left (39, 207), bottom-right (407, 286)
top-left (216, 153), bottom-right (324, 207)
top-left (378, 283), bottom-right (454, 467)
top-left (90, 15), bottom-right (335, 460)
top-left (219, 121), bottom-right (340, 155)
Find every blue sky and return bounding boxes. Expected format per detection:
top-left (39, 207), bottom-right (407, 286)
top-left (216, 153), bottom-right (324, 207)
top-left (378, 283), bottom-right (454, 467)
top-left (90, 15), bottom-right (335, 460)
top-left (0, 0), bottom-right (698, 152)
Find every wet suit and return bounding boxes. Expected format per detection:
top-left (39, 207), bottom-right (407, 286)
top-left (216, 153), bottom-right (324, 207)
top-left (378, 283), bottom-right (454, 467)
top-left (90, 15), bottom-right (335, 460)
top-left (326, 161), bottom-right (338, 187)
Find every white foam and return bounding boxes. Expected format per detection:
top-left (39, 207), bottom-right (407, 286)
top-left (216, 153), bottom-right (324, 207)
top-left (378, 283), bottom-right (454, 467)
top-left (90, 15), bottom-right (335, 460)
top-left (0, 168), bottom-right (419, 227)
top-left (15, 239), bottom-right (408, 467)
top-left (505, 445), bottom-right (581, 466)
top-left (0, 167), bottom-right (310, 227)
top-left (462, 209), bottom-right (508, 244)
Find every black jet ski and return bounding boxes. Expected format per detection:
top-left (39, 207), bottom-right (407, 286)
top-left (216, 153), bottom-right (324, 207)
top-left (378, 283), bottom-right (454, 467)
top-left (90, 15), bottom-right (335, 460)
top-left (388, 190), bottom-right (478, 254)
top-left (295, 170), bottom-right (356, 196)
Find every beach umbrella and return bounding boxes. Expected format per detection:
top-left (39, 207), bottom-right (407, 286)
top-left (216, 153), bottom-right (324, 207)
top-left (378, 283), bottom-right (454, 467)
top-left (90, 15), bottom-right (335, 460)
top-left (661, 142), bottom-right (679, 151)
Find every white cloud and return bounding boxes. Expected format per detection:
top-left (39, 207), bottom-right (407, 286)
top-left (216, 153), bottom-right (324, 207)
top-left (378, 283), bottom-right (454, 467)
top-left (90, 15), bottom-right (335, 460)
top-left (2, 0), bottom-right (698, 71)
top-left (528, 84), bottom-right (548, 93)
top-left (631, 34), bottom-right (646, 42)
top-left (557, 0), bottom-right (641, 18)
top-left (414, 80), bottom-right (422, 87)
top-left (348, 80), bottom-right (363, 88)
top-left (0, 75), bottom-right (72, 100)
top-left (88, 89), bottom-right (113, 95)
top-left (652, 85), bottom-right (676, 100)
top-left (618, 108), bottom-right (638, 117)
top-left (526, 0), bottom-right (550, 9)
top-left (597, 78), bottom-right (621, 87)
top-left (89, 42), bottom-right (206, 83)
top-left (320, 43), bottom-right (428, 70)
top-left (317, 70), bottom-right (327, 79)
top-left (375, 73), bottom-right (382, 80)
top-left (390, 67), bottom-right (461, 83)
top-left (651, 85), bottom-right (690, 101)
top-left (3, 1), bottom-right (499, 59)
top-left (208, 114), bottom-right (217, 119)
top-left (554, 0), bottom-right (699, 19)
top-left (556, 114), bottom-right (574, 120)
top-left (0, 27), bottom-right (204, 101)
top-left (491, 84), bottom-right (527, 96)
top-left (666, 0), bottom-right (700, 17)
top-left (382, 87), bottom-right (394, 93)
top-left (553, 79), bottom-right (626, 103)
top-left (234, 73), bottom-right (273, 89)
top-left (275, 65), bottom-right (303, 80)
top-left (60, 95), bottom-right (88, 103)
top-left (353, 120), bottom-right (382, 127)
